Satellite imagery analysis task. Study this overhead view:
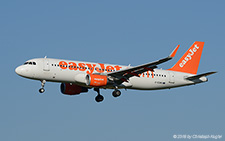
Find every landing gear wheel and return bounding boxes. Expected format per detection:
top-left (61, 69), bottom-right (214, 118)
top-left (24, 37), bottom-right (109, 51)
top-left (39, 80), bottom-right (46, 94)
top-left (112, 90), bottom-right (121, 97)
top-left (94, 88), bottom-right (104, 102)
top-left (95, 95), bottom-right (104, 102)
top-left (39, 88), bottom-right (45, 93)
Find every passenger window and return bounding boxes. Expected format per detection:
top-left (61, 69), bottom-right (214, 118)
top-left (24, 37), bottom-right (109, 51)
top-left (29, 62), bottom-right (32, 65)
top-left (33, 62), bottom-right (36, 65)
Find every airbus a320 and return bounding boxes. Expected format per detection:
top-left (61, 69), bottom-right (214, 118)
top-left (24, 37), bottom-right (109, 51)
top-left (15, 41), bottom-right (216, 102)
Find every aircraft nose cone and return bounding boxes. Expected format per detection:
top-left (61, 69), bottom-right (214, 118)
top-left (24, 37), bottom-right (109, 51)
top-left (15, 66), bottom-right (24, 76)
top-left (15, 65), bottom-right (32, 78)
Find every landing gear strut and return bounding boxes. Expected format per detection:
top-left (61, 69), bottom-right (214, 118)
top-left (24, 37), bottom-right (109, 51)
top-left (39, 80), bottom-right (46, 93)
top-left (94, 88), bottom-right (104, 102)
top-left (112, 89), bottom-right (121, 97)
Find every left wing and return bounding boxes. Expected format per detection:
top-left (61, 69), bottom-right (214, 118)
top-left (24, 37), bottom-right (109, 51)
top-left (107, 45), bottom-right (180, 84)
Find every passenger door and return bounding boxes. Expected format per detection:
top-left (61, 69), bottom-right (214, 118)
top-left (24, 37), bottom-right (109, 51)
top-left (43, 58), bottom-right (50, 71)
top-left (169, 72), bottom-right (175, 84)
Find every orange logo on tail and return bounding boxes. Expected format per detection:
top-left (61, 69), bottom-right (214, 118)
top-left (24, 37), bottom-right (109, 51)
top-left (168, 41), bottom-right (204, 74)
top-left (179, 44), bottom-right (200, 68)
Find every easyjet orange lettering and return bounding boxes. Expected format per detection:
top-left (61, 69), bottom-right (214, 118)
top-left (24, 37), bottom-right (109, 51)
top-left (59, 61), bottom-right (122, 74)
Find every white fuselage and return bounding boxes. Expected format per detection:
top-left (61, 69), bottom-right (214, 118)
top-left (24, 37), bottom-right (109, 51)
top-left (15, 58), bottom-right (207, 90)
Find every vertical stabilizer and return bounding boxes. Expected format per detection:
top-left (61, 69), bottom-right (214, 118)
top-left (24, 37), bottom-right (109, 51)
top-left (168, 41), bottom-right (204, 74)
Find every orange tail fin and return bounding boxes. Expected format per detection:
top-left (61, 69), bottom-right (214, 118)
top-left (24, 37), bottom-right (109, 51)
top-left (168, 41), bottom-right (204, 74)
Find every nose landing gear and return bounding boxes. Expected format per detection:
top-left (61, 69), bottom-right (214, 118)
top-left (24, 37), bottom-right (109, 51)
top-left (39, 80), bottom-right (46, 93)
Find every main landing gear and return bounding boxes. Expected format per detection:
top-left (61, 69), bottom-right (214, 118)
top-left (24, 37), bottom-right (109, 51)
top-left (112, 89), bottom-right (121, 97)
top-left (39, 80), bottom-right (46, 93)
top-left (94, 88), bottom-right (104, 102)
top-left (94, 88), bottom-right (122, 102)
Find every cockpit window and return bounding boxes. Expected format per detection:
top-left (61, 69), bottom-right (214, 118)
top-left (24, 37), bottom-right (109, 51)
top-left (23, 61), bottom-right (37, 65)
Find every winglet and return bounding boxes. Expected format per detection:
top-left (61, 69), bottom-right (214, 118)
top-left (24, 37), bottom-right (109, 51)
top-left (169, 45), bottom-right (180, 58)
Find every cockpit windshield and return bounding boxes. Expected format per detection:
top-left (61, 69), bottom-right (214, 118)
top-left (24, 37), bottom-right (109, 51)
top-left (24, 62), bottom-right (37, 65)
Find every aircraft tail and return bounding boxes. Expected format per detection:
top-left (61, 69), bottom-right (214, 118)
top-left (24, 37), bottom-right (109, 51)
top-left (168, 41), bottom-right (204, 74)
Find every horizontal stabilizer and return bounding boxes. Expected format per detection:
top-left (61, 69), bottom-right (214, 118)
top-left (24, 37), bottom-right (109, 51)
top-left (185, 71), bottom-right (217, 81)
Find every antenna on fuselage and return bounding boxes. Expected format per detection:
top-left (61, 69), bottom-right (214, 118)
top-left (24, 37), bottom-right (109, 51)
top-left (44, 56), bottom-right (47, 58)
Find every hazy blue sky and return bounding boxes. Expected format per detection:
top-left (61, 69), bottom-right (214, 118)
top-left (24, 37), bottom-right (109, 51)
top-left (0, 0), bottom-right (224, 140)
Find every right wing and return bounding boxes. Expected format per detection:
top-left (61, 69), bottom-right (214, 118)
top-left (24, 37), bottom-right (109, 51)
top-left (107, 45), bottom-right (180, 84)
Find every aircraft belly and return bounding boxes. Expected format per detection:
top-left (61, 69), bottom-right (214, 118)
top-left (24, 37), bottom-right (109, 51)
top-left (129, 77), bottom-right (169, 90)
top-left (39, 69), bottom-right (78, 83)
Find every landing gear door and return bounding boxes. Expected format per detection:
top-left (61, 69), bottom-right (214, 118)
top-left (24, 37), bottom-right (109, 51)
top-left (169, 72), bottom-right (175, 84)
top-left (43, 58), bottom-right (50, 71)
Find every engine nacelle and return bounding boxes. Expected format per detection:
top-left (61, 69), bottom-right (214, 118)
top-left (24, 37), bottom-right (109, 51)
top-left (74, 73), bottom-right (86, 84)
top-left (86, 74), bottom-right (108, 87)
top-left (60, 83), bottom-right (88, 95)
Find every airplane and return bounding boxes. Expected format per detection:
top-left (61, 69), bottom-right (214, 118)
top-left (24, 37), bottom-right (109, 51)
top-left (15, 41), bottom-right (216, 102)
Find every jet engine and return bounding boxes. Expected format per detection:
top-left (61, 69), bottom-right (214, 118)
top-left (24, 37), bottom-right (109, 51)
top-left (60, 83), bottom-right (88, 95)
top-left (86, 74), bottom-right (108, 87)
